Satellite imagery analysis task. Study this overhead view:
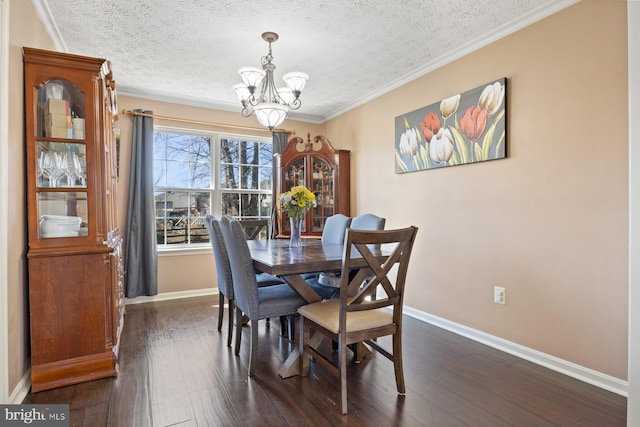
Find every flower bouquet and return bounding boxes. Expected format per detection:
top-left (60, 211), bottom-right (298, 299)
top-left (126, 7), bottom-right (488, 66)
top-left (279, 185), bottom-right (316, 247)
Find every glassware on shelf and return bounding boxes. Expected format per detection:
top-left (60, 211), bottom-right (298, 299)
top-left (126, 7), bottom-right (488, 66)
top-left (37, 142), bottom-right (86, 188)
top-left (38, 151), bottom-right (65, 188)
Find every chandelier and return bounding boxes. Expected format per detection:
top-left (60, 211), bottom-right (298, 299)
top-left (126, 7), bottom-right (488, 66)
top-left (233, 32), bottom-right (309, 130)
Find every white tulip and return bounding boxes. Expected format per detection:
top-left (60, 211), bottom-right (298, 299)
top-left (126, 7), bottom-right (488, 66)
top-left (440, 94), bottom-right (461, 119)
top-left (479, 82), bottom-right (505, 115)
top-left (429, 128), bottom-right (454, 164)
top-left (399, 128), bottom-right (419, 157)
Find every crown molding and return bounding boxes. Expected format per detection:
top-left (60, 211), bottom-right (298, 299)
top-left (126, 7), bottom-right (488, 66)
top-left (31, 0), bottom-right (68, 52)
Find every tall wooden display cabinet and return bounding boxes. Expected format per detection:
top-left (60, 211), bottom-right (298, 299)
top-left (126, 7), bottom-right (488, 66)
top-left (275, 134), bottom-right (350, 238)
top-left (23, 47), bottom-right (124, 392)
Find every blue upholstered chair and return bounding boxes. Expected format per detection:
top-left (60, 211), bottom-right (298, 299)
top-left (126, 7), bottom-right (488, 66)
top-left (306, 213), bottom-right (386, 299)
top-left (301, 214), bottom-right (352, 287)
top-left (350, 213), bottom-right (385, 233)
top-left (205, 215), bottom-right (236, 347)
top-left (220, 216), bottom-right (307, 377)
top-left (321, 213), bottom-right (352, 244)
top-left (350, 213), bottom-right (386, 286)
top-left (205, 215), bottom-right (284, 347)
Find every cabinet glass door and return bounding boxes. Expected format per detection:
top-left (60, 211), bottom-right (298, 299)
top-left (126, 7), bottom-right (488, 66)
top-left (36, 142), bottom-right (87, 188)
top-left (311, 157), bottom-right (334, 233)
top-left (284, 157), bottom-right (305, 190)
top-left (282, 157), bottom-right (306, 233)
top-left (37, 192), bottom-right (88, 238)
top-left (36, 79), bottom-right (85, 139)
top-left (35, 79), bottom-right (88, 239)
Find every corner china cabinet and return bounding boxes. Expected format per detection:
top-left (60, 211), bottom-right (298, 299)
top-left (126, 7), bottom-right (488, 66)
top-left (275, 134), bottom-right (350, 238)
top-left (23, 47), bottom-right (123, 392)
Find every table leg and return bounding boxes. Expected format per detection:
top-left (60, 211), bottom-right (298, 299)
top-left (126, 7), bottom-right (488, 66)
top-left (353, 342), bottom-right (373, 363)
top-left (282, 274), bottom-right (322, 303)
top-left (278, 331), bottom-right (324, 378)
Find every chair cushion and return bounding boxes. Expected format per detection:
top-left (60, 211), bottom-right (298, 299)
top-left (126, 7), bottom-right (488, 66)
top-left (257, 284), bottom-right (306, 319)
top-left (256, 272), bottom-right (285, 287)
top-left (298, 299), bottom-right (393, 334)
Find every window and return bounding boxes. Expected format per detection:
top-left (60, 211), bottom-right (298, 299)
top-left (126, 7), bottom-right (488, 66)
top-left (153, 127), bottom-right (273, 247)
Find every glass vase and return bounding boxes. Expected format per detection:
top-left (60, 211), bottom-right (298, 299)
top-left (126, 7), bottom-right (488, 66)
top-left (289, 216), bottom-right (303, 248)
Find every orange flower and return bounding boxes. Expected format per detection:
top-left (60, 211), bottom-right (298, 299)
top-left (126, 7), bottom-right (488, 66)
top-left (420, 112), bottom-right (441, 143)
top-left (460, 106), bottom-right (488, 142)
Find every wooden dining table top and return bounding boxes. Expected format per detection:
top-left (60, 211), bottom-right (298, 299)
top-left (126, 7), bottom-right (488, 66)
top-left (247, 238), bottom-right (387, 275)
top-left (247, 238), bottom-right (346, 277)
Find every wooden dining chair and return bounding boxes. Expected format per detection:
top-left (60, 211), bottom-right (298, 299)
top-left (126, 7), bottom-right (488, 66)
top-left (298, 226), bottom-right (418, 414)
top-left (220, 216), bottom-right (307, 377)
top-left (238, 219), bottom-right (269, 240)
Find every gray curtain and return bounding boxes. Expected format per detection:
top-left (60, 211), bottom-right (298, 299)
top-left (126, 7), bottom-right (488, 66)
top-left (125, 109), bottom-right (157, 297)
top-left (270, 130), bottom-right (289, 238)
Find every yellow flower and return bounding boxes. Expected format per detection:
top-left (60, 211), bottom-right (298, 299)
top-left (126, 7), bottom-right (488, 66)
top-left (279, 185), bottom-right (316, 218)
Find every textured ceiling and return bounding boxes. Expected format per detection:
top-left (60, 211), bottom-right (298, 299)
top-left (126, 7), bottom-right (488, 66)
top-left (33, 0), bottom-right (578, 123)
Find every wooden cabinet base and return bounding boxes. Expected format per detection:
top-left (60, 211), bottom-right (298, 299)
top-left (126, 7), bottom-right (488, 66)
top-left (31, 351), bottom-right (118, 393)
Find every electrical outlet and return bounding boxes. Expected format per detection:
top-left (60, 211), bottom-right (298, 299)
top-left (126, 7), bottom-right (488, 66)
top-left (494, 286), bottom-right (506, 304)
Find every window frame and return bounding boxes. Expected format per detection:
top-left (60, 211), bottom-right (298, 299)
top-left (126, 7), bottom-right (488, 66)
top-left (153, 125), bottom-right (274, 253)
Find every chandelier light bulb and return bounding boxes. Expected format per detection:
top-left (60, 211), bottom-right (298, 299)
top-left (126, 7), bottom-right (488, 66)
top-left (277, 87), bottom-right (295, 105)
top-left (233, 84), bottom-right (251, 102)
top-left (238, 67), bottom-right (265, 92)
top-left (283, 72), bottom-right (309, 94)
top-left (254, 103), bottom-right (288, 130)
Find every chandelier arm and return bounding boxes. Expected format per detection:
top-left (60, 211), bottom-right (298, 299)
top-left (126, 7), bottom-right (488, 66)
top-left (288, 98), bottom-right (302, 110)
top-left (241, 104), bottom-right (253, 117)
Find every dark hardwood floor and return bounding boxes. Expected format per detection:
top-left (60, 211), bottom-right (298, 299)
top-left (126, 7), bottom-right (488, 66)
top-left (23, 295), bottom-right (627, 426)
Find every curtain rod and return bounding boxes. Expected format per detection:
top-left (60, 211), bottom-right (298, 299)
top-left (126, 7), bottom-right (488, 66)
top-left (121, 109), bottom-right (294, 135)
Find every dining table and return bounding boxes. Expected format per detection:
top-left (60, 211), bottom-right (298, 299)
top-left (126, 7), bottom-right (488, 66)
top-left (247, 237), bottom-right (385, 378)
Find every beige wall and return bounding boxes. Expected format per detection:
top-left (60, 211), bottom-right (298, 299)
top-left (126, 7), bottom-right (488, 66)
top-left (7, 0), bottom-right (54, 394)
top-left (115, 96), bottom-right (324, 294)
top-left (5, 0), bottom-right (629, 398)
top-left (325, 0), bottom-right (628, 379)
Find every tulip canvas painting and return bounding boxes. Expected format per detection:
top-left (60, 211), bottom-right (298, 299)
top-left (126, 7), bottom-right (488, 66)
top-left (395, 78), bottom-right (506, 173)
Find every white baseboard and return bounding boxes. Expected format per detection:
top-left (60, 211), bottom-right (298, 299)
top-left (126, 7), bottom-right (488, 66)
top-left (125, 288), bottom-right (217, 305)
top-left (403, 306), bottom-right (628, 397)
top-left (9, 369), bottom-right (31, 404)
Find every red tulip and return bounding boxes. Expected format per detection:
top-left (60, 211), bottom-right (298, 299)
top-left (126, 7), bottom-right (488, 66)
top-left (460, 106), bottom-right (488, 142)
top-left (420, 112), bottom-right (441, 143)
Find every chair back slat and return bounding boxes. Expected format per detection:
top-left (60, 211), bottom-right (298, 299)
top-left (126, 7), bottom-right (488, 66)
top-left (239, 219), bottom-right (269, 240)
top-left (339, 227), bottom-right (418, 320)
